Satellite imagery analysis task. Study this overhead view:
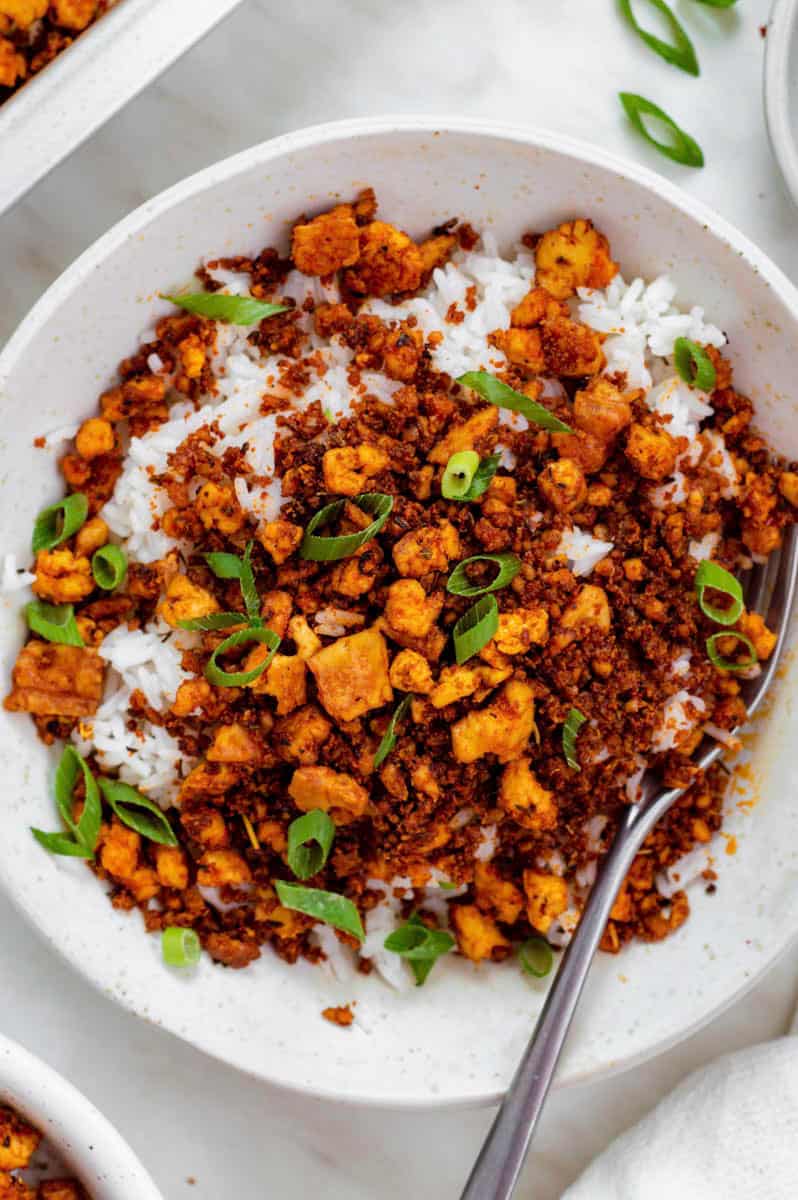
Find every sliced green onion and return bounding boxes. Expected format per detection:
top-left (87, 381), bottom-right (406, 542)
top-left (205, 625), bottom-right (280, 687)
top-left (26, 600), bottom-right (83, 647)
top-left (457, 372), bottom-right (573, 433)
top-left (384, 912), bottom-right (455, 986)
top-left (373, 694), bottom-right (412, 769)
top-left (32, 492), bottom-right (88, 554)
top-left (673, 337), bottom-right (717, 390)
top-left (204, 551), bottom-right (247, 579)
top-left (619, 0), bottom-right (699, 76)
top-left (447, 552), bottom-right (521, 598)
top-left (519, 936), bottom-right (554, 979)
top-left (202, 542), bottom-right (261, 624)
top-left (91, 544), bottom-right (127, 591)
top-left (162, 926), bottom-right (201, 967)
top-left (54, 745), bottom-right (101, 854)
top-left (32, 745), bottom-right (102, 860)
top-left (706, 631), bottom-right (757, 672)
top-left (31, 829), bottom-right (94, 858)
top-left (563, 707), bottom-right (587, 771)
top-left (98, 778), bottom-right (178, 846)
top-left (299, 493), bottom-right (394, 562)
top-left (163, 293), bottom-right (289, 326)
top-left (275, 880), bottom-right (365, 941)
top-left (286, 809), bottom-right (336, 880)
top-left (695, 559), bottom-right (742, 626)
top-left (619, 93), bottom-right (705, 168)
top-left (467, 453), bottom-right (502, 501)
top-left (442, 451), bottom-right (480, 500)
top-left (177, 611), bottom-right (248, 632)
top-left (453, 594), bottom-right (499, 665)
top-left (694, 0), bottom-right (736, 6)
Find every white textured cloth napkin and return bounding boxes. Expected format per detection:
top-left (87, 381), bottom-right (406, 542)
top-left (563, 1009), bottom-right (798, 1199)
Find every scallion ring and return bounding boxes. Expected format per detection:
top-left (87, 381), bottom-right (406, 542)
top-left (452, 594), bottom-right (499, 664)
top-left (373, 694), bottom-right (412, 769)
top-left (162, 926), bottom-right (202, 968)
top-left (695, 559), bottom-right (743, 626)
top-left (91, 544), bottom-right (127, 591)
top-left (25, 600), bottom-right (83, 647)
top-left (98, 778), bottom-right (178, 846)
top-left (673, 337), bottom-right (717, 391)
top-left (32, 492), bottom-right (88, 554)
top-left (163, 292), bottom-right (289, 326)
top-left (519, 936), bottom-right (554, 979)
top-left (177, 612), bottom-right (248, 632)
top-left (447, 552), bottom-right (521, 598)
top-left (299, 493), bottom-right (393, 563)
top-left (442, 451), bottom-right (480, 500)
top-left (383, 912), bottom-right (455, 986)
top-left (619, 93), bottom-right (704, 168)
top-left (619, 0), bottom-right (699, 76)
top-left (286, 809), bottom-right (336, 880)
top-left (31, 745), bottom-right (101, 860)
top-left (205, 625), bottom-right (281, 688)
top-left (706, 631), bottom-right (758, 672)
top-left (274, 880), bottom-right (365, 941)
top-left (563, 707), bottom-right (587, 771)
top-left (457, 371), bottom-right (573, 433)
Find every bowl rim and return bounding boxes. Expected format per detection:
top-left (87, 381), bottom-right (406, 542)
top-left (2, 115), bottom-right (798, 1107)
top-left (0, 1032), bottom-right (164, 1198)
top-left (764, 0), bottom-right (798, 207)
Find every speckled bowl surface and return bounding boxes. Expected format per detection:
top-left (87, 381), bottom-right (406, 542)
top-left (1, 117), bottom-right (797, 1108)
top-left (764, 0), bottom-right (798, 207)
top-left (0, 1033), bottom-right (163, 1198)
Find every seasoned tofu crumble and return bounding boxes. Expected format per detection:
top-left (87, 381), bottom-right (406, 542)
top-left (0, 0), bottom-right (116, 102)
top-left (4, 190), bottom-right (794, 987)
top-left (0, 1103), bottom-right (89, 1198)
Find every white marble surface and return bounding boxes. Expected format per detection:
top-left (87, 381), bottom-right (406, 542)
top-left (1, 1), bottom-right (797, 1197)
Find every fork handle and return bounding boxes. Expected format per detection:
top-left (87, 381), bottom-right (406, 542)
top-left (459, 805), bottom-right (653, 1200)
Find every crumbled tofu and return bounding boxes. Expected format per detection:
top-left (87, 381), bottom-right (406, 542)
top-left (451, 680), bottom-right (537, 763)
top-left (322, 444), bottom-right (390, 495)
top-left (288, 765), bottom-right (369, 824)
top-left (307, 626), bottom-right (392, 721)
top-left (493, 607), bottom-right (549, 656)
top-left (451, 904), bottom-right (510, 961)
top-left (158, 574), bottom-right (219, 628)
top-left (523, 870), bottom-right (570, 934)
top-left (499, 758), bottom-right (558, 831)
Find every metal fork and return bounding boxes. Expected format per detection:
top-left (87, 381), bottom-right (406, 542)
top-left (461, 524), bottom-right (798, 1200)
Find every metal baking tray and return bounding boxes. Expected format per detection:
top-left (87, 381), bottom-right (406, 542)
top-left (0, 0), bottom-right (244, 216)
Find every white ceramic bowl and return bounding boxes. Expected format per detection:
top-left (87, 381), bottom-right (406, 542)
top-left (764, 0), bottom-right (798, 206)
top-left (0, 1033), bottom-right (163, 1198)
top-left (1, 117), bottom-right (798, 1108)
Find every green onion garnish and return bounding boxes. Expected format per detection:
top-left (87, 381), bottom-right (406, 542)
top-left (32, 492), bottom-right (88, 554)
top-left (91, 544), bottom-right (127, 591)
top-left (286, 809), bottom-right (336, 880)
top-left (373, 694), bottom-right (412, 769)
top-left (177, 612), bottom-right (248, 632)
top-left (457, 372), bottom-right (573, 433)
top-left (32, 745), bottom-right (101, 859)
top-left (694, 0), bottom-right (736, 6)
top-left (619, 93), bottom-right (705, 168)
top-left (98, 778), bottom-right (178, 846)
top-left (695, 559), bottom-right (743, 626)
top-left (447, 552), bottom-right (521, 598)
top-left (299, 493), bottom-right (393, 563)
top-left (706, 631), bottom-right (758, 672)
top-left (519, 936), bottom-right (554, 979)
top-left (205, 626), bottom-right (281, 688)
top-left (383, 912), bottom-right (455, 986)
top-left (465, 452), bottom-right (502, 500)
top-left (673, 337), bottom-right (717, 390)
top-left (162, 926), bottom-right (202, 968)
top-left (202, 542), bottom-right (261, 624)
top-left (442, 451), bottom-right (480, 500)
top-left (563, 707), bottom-right (587, 771)
top-left (25, 600), bottom-right (83, 647)
top-left (619, 0), bottom-right (699, 76)
top-left (275, 880), bottom-right (365, 941)
top-left (163, 293), bottom-right (290, 326)
top-left (452, 594), bottom-right (499, 664)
